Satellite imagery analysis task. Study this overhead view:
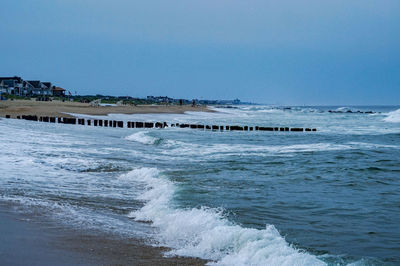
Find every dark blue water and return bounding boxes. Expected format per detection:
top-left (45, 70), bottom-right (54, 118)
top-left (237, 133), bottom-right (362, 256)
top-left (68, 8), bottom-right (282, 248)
top-left (170, 132), bottom-right (400, 264)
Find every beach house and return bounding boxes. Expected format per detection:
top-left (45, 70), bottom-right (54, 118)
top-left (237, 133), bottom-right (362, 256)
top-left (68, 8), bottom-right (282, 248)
top-left (0, 76), bottom-right (64, 96)
top-left (0, 76), bottom-right (25, 95)
top-left (0, 76), bottom-right (69, 97)
top-left (52, 86), bottom-right (66, 96)
top-left (27, 80), bottom-right (52, 96)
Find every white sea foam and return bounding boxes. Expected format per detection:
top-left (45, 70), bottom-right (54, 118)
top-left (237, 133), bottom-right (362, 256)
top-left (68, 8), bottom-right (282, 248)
top-left (160, 142), bottom-right (353, 159)
top-left (255, 109), bottom-right (284, 114)
top-left (125, 131), bottom-right (160, 145)
top-left (336, 107), bottom-right (352, 112)
top-left (124, 131), bottom-right (189, 148)
top-left (348, 142), bottom-right (400, 149)
top-left (384, 108), bottom-right (400, 123)
top-left (127, 168), bottom-right (325, 265)
top-left (0, 195), bottom-right (152, 238)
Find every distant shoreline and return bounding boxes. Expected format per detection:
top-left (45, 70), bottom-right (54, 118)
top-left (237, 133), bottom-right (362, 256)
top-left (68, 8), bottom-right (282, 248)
top-left (0, 99), bottom-right (215, 118)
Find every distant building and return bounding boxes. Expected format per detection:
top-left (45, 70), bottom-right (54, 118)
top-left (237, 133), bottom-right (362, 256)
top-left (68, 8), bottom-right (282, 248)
top-left (42, 82), bottom-right (52, 92)
top-left (21, 81), bottom-right (34, 96)
top-left (0, 76), bottom-right (67, 97)
top-left (0, 76), bottom-right (24, 95)
top-left (27, 80), bottom-right (52, 96)
top-left (147, 96), bottom-right (174, 103)
top-left (233, 98), bottom-right (241, 105)
top-left (52, 86), bottom-right (66, 96)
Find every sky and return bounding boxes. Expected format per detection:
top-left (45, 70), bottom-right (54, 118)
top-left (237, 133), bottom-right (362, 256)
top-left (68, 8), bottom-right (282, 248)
top-left (1, 0), bottom-right (399, 105)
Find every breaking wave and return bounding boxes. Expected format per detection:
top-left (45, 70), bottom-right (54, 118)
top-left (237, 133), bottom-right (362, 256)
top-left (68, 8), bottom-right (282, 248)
top-left (126, 168), bottom-right (324, 265)
top-left (125, 131), bottom-right (161, 145)
top-left (384, 108), bottom-right (400, 123)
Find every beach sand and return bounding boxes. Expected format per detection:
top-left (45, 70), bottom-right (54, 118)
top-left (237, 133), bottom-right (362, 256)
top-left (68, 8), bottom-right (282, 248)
top-left (0, 203), bottom-right (207, 266)
top-left (0, 100), bottom-right (214, 118)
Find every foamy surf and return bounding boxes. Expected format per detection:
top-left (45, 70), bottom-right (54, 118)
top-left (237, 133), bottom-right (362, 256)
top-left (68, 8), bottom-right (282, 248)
top-left (159, 142), bottom-right (353, 159)
top-left (384, 108), bottom-right (400, 123)
top-left (0, 195), bottom-right (152, 238)
top-left (125, 131), bottom-right (161, 145)
top-left (126, 168), bottom-right (325, 265)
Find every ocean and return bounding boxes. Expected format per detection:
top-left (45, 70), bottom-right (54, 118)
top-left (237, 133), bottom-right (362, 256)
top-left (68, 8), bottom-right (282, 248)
top-left (1, 105), bottom-right (399, 265)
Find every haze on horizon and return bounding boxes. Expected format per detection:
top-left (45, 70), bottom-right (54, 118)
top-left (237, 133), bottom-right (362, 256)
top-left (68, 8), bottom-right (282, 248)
top-left (1, 0), bottom-right (399, 105)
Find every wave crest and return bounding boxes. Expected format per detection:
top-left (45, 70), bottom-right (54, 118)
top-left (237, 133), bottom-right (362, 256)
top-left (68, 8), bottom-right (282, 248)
top-left (384, 108), bottom-right (400, 123)
top-left (125, 131), bottom-right (161, 145)
top-left (126, 168), bottom-right (324, 265)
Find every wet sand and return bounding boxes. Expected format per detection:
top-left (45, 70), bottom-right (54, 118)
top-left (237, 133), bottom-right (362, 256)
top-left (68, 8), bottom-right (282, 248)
top-left (0, 204), bottom-right (207, 266)
top-left (0, 100), bottom-right (214, 118)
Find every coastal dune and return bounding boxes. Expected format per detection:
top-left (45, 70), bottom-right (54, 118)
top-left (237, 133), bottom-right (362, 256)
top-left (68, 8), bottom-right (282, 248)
top-left (0, 100), bottom-right (214, 118)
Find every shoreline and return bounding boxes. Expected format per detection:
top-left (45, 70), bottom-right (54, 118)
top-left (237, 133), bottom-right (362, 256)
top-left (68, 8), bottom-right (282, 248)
top-left (0, 99), bottom-right (215, 118)
top-left (0, 202), bottom-right (207, 265)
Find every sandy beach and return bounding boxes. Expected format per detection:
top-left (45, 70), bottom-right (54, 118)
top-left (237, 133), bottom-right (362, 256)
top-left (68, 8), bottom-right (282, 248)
top-left (0, 100), bottom-right (214, 118)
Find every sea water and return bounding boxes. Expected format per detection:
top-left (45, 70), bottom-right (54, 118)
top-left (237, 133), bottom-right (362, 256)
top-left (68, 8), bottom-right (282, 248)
top-left (1, 106), bottom-right (399, 265)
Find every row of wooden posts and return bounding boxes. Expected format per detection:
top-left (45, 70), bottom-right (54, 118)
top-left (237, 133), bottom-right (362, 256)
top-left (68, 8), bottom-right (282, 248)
top-left (5, 115), bottom-right (317, 132)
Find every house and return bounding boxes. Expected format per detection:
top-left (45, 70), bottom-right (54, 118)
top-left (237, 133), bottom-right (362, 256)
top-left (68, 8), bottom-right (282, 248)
top-left (0, 76), bottom-right (24, 95)
top-left (0, 76), bottom-right (68, 97)
top-left (27, 80), bottom-right (52, 96)
top-left (0, 80), bottom-right (7, 94)
top-left (0, 80), bottom-right (11, 94)
top-left (52, 86), bottom-right (66, 96)
top-left (22, 81), bottom-right (34, 95)
top-left (42, 82), bottom-right (52, 91)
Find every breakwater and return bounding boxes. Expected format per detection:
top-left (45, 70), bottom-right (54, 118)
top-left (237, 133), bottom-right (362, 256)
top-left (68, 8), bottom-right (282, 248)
top-left (5, 115), bottom-right (317, 132)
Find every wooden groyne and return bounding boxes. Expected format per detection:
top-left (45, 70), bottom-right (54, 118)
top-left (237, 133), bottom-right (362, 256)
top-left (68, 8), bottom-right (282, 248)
top-left (4, 115), bottom-right (317, 132)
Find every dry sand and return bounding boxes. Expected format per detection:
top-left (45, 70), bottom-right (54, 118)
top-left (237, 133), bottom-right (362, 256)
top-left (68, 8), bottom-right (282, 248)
top-left (0, 100), bottom-right (214, 118)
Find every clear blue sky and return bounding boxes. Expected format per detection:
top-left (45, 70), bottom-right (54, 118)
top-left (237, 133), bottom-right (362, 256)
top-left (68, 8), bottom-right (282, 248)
top-left (1, 0), bottom-right (399, 105)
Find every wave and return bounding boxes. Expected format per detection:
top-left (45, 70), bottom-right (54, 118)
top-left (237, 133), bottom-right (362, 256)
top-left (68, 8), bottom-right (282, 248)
top-left (348, 142), bottom-right (400, 149)
top-left (160, 143), bottom-right (353, 159)
top-left (335, 107), bottom-right (351, 112)
top-left (161, 141), bottom-right (400, 161)
top-left (0, 195), bottom-right (152, 238)
top-left (127, 168), bottom-right (324, 265)
top-left (255, 109), bottom-right (284, 114)
top-left (383, 108), bottom-right (400, 123)
top-left (125, 131), bottom-right (161, 145)
top-left (124, 132), bottom-right (186, 148)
